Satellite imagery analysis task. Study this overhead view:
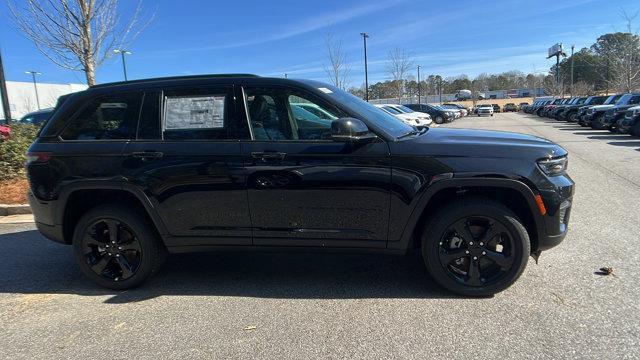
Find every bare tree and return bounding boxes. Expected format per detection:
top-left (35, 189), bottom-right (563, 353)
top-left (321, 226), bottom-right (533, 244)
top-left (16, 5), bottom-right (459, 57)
top-left (8, 0), bottom-right (153, 86)
top-left (323, 31), bottom-right (350, 90)
top-left (386, 47), bottom-right (413, 102)
top-left (569, 81), bottom-right (594, 96)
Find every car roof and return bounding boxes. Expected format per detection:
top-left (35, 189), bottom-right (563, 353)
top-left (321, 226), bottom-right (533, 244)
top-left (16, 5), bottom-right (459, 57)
top-left (90, 73), bottom-right (260, 90)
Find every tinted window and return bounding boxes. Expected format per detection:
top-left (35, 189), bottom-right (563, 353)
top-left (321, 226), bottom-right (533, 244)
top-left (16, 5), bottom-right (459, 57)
top-left (628, 95), bottom-right (640, 105)
top-left (20, 111), bottom-right (52, 126)
top-left (244, 87), bottom-right (344, 141)
top-left (61, 92), bottom-right (142, 140)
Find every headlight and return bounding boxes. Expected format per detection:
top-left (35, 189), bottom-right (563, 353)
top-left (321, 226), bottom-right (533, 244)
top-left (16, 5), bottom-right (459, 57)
top-left (633, 109), bottom-right (640, 116)
top-left (537, 156), bottom-right (568, 176)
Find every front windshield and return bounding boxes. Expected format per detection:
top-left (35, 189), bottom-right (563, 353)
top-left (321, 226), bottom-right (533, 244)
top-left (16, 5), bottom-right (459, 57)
top-left (383, 106), bottom-right (402, 114)
top-left (604, 95), bottom-right (621, 104)
top-left (615, 94), bottom-right (631, 105)
top-left (302, 82), bottom-right (415, 139)
top-left (396, 105), bottom-right (414, 113)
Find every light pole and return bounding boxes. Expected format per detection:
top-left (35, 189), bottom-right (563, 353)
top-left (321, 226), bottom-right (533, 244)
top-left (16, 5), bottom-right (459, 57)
top-left (25, 70), bottom-right (41, 110)
top-left (570, 44), bottom-right (575, 96)
top-left (417, 65), bottom-right (421, 104)
top-left (360, 32), bottom-right (369, 101)
top-left (113, 49), bottom-right (132, 81)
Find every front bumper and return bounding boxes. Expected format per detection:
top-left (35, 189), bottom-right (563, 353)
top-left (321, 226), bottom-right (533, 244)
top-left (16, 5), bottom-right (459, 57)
top-left (536, 173), bottom-right (574, 251)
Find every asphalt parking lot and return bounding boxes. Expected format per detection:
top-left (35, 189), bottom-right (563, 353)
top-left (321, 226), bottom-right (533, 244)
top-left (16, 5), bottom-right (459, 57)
top-left (1, 112), bottom-right (639, 359)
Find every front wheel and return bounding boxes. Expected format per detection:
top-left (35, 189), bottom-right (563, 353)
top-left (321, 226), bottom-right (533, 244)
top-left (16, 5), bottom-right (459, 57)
top-left (72, 204), bottom-right (166, 289)
top-left (435, 116), bottom-right (444, 124)
top-left (421, 199), bottom-right (530, 296)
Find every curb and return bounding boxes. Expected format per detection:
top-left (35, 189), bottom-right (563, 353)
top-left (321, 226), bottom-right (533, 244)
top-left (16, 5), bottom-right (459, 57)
top-left (0, 204), bottom-right (32, 216)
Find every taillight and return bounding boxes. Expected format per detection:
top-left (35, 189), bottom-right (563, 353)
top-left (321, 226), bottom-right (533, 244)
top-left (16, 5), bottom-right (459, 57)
top-left (25, 152), bottom-right (51, 164)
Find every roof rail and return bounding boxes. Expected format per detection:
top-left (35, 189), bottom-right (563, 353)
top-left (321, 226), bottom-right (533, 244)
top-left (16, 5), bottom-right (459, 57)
top-left (90, 74), bottom-right (260, 89)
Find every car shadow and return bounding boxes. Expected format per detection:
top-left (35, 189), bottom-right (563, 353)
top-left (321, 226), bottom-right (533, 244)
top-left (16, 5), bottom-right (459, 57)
top-left (0, 228), bottom-right (457, 303)
top-left (587, 135), bottom-right (634, 140)
top-left (572, 131), bottom-right (613, 136)
top-left (607, 140), bottom-right (640, 147)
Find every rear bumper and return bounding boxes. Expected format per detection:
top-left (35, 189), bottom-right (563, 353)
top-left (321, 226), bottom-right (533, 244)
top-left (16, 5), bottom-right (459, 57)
top-left (28, 191), bottom-right (66, 244)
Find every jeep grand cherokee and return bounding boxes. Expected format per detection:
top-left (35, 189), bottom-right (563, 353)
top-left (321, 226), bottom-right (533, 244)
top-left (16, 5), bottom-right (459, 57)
top-left (27, 74), bottom-right (574, 296)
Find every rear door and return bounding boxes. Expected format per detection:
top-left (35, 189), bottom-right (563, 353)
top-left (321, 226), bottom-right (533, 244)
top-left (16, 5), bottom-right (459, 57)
top-left (122, 84), bottom-right (253, 246)
top-left (236, 83), bottom-right (391, 248)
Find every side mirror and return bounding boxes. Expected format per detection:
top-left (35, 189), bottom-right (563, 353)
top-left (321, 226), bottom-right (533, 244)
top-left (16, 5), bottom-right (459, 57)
top-left (330, 117), bottom-right (377, 142)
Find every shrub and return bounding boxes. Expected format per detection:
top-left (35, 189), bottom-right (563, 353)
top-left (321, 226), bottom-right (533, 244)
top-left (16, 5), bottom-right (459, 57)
top-left (0, 123), bottom-right (39, 180)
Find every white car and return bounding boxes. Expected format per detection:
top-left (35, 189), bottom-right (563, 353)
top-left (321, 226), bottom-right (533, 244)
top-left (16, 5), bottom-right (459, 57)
top-left (476, 104), bottom-right (494, 116)
top-left (375, 104), bottom-right (431, 128)
top-left (387, 104), bottom-right (433, 127)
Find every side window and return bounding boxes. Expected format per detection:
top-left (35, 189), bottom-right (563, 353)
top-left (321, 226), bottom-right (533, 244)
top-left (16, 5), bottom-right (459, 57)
top-left (162, 87), bottom-right (248, 141)
top-left (289, 95), bottom-right (338, 140)
top-left (61, 92), bottom-right (142, 140)
top-left (629, 96), bottom-right (640, 105)
top-left (244, 87), bottom-right (342, 141)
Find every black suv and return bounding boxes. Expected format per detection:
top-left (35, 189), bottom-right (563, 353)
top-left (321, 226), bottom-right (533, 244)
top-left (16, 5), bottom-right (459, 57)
top-left (27, 75), bottom-right (574, 296)
top-left (601, 93), bottom-right (640, 132)
top-left (403, 103), bottom-right (456, 124)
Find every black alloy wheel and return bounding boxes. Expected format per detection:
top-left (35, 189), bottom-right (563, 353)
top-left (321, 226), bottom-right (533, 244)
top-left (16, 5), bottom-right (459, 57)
top-left (81, 219), bottom-right (142, 282)
top-left (73, 205), bottom-right (166, 289)
top-left (422, 199), bottom-right (529, 296)
top-left (436, 216), bottom-right (514, 287)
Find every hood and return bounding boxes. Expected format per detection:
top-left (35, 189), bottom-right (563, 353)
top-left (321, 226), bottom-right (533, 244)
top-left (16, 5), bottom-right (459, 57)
top-left (589, 104), bottom-right (616, 111)
top-left (391, 127), bottom-right (566, 160)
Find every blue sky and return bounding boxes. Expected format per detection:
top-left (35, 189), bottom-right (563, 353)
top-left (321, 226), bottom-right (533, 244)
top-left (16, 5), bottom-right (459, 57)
top-left (0, 0), bottom-right (637, 87)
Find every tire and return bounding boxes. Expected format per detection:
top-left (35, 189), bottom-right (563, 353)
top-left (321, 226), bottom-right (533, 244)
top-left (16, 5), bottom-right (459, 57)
top-left (72, 204), bottom-right (166, 290)
top-left (435, 116), bottom-right (444, 124)
top-left (421, 198), bottom-right (530, 296)
top-left (591, 114), bottom-right (605, 129)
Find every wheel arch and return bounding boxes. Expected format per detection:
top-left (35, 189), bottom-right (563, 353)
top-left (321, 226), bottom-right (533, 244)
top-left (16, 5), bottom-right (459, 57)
top-left (57, 183), bottom-right (168, 245)
top-left (393, 178), bottom-right (544, 254)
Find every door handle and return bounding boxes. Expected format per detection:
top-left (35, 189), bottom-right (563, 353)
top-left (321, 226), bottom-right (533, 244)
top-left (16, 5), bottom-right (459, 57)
top-left (251, 152), bottom-right (286, 161)
top-left (131, 151), bottom-right (164, 161)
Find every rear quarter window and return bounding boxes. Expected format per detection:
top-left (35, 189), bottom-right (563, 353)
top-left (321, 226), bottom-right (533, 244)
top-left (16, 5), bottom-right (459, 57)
top-left (60, 92), bottom-right (143, 140)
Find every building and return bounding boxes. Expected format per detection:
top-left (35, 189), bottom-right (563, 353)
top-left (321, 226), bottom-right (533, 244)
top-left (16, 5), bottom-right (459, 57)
top-left (0, 80), bottom-right (87, 121)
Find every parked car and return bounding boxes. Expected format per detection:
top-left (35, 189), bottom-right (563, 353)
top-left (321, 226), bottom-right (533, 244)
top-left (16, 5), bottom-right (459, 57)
top-left (503, 103), bottom-right (518, 112)
top-left (387, 104), bottom-right (433, 128)
top-left (374, 104), bottom-right (430, 129)
top-left (555, 97), bottom-right (587, 121)
top-left (579, 94), bottom-right (622, 127)
top-left (442, 103), bottom-right (468, 116)
top-left (519, 102), bottom-right (529, 111)
top-left (0, 124), bottom-right (9, 141)
top-left (617, 105), bottom-right (640, 136)
top-left (476, 104), bottom-right (494, 116)
top-left (572, 95), bottom-right (609, 124)
top-left (20, 108), bottom-right (55, 127)
top-left (491, 104), bottom-right (501, 113)
top-left (403, 103), bottom-right (456, 124)
top-left (540, 98), bottom-right (565, 117)
top-left (27, 74), bottom-right (574, 296)
top-left (601, 93), bottom-right (640, 132)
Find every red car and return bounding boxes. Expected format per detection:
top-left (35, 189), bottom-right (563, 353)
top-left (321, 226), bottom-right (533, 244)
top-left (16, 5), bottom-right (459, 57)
top-left (0, 124), bottom-right (10, 141)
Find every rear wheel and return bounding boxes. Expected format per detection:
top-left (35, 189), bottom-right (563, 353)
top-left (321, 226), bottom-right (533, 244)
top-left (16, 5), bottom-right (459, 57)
top-left (72, 204), bottom-right (166, 289)
top-left (421, 199), bottom-right (530, 296)
top-left (435, 116), bottom-right (444, 124)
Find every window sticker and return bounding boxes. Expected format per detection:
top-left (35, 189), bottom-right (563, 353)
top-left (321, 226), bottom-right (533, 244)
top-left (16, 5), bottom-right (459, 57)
top-left (164, 95), bottom-right (225, 130)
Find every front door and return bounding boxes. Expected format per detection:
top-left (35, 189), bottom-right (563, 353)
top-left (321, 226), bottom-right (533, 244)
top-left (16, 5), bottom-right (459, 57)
top-left (237, 85), bottom-right (391, 248)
